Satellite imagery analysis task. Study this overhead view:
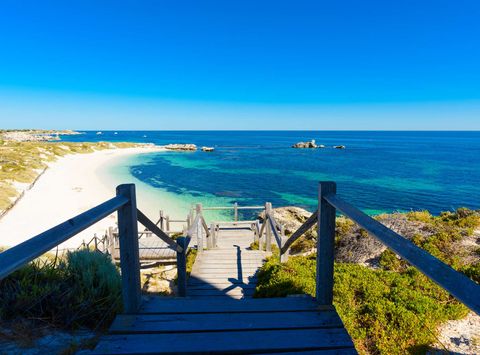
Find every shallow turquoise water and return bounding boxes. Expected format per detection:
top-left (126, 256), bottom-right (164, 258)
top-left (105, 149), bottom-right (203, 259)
top-left (62, 131), bottom-right (480, 217)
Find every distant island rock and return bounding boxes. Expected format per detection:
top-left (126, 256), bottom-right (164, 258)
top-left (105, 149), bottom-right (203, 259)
top-left (292, 140), bottom-right (324, 149)
top-left (201, 146), bottom-right (214, 152)
top-left (164, 144), bottom-right (197, 151)
top-left (334, 145), bottom-right (346, 149)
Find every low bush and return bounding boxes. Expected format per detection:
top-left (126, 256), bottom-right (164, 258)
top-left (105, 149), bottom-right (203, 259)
top-left (255, 254), bottom-right (468, 354)
top-left (0, 250), bottom-right (122, 330)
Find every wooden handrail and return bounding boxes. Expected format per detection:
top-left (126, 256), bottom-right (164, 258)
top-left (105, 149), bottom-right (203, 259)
top-left (136, 209), bottom-right (183, 253)
top-left (186, 214), bottom-right (202, 237)
top-left (0, 195), bottom-right (129, 279)
top-left (138, 216), bottom-right (161, 238)
top-left (323, 191), bottom-right (480, 315)
top-left (280, 210), bottom-right (318, 254)
top-left (201, 205), bottom-right (264, 211)
top-left (266, 212), bottom-right (282, 248)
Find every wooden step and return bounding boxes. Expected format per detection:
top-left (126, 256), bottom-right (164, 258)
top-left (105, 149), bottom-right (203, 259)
top-left (93, 328), bottom-right (355, 354)
top-left (109, 310), bottom-right (344, 334)
top-left (187, 279), bottom-right (257, 287)
top-left (140, 296), bottom-right (321, 314)
top-left (187, 283), bottom-right (256, 291)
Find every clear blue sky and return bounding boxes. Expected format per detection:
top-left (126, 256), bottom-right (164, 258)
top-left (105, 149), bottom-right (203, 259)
top-left (0, 1), bottom-right (479, 130)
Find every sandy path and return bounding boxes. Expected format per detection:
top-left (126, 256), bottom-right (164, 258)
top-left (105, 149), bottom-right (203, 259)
top-left (0, 146), bottom-right (164, 250)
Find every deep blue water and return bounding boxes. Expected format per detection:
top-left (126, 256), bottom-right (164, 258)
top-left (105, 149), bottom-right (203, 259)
top-left (62, 131), bottom-right (480, 215)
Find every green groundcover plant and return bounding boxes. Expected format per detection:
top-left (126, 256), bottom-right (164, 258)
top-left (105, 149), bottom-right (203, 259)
top-left (255, 254), bottom-right (469, 354)
top-left (0, 250), bottom-right (122, 330)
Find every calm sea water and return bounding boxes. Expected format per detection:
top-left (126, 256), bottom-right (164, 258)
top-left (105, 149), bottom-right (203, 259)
top-left (62, 131), bottom-right (480, 216)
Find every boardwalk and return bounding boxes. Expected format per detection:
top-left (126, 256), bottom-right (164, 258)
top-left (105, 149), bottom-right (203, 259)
top-left (188, 225), bottom-right (266, 298)
top-left (93, 223), bottom-right (356, 354)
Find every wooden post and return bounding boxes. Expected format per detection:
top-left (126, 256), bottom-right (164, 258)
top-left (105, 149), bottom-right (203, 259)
top-left (159, 210), bottom-right (164, 230)
top-left (265, 202), bottom-right (272, 252)
top-left (253, 223), bottom-right (259, 243)
top-left (176, 237), bottom-right (187, 297)
top-left (316, 182), bottom-right (336, 305)
top-left (116, 184), bottom-right (141, 314)
top-left (234, 202), bottom-right (238, 222)
top-left (196, 204), bottom-right (203, 253)
top-left (108, 226), bottom-right (115, 259)
top-left (209, 223), bottom-right (216, 249)
top-left (186, 211), bottom-right (191, 229)
top-left (258, 221), bottom-right (264, 251)
top-left (280, 238), bottom-right (290, 263)
top-left (94, 233), bottom-right (98, 251)
top-left (165, 216), bottom-right (170, 235)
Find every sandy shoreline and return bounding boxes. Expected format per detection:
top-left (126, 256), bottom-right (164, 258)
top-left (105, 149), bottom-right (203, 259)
top-left (0, 146), bottom-right (165, 250)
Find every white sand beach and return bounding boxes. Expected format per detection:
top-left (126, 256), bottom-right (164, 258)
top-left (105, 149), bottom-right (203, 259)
top-left (0, 146), bottom-right (166, 250)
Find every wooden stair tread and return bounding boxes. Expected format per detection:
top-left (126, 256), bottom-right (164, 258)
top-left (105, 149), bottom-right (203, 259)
top-left (93, 328), bottom-right (355, 354)
top-left (110, 310), bottom-right (344, 333)
top-left (141, 296), bottom-right (324, 313)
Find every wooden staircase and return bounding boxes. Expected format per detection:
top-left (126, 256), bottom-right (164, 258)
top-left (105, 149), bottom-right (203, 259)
top-left (92, 224), bottom-right (356, 354)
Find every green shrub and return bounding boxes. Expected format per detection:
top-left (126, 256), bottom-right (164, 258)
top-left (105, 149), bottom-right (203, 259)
top-left (460, 262), bottom-right (480, 284)
top-left (0, 250), bottom-right (122, 329)
top-left (61, 250), bottom-right (122, 328)
top-left (255, 255), bottom-right (467, 354)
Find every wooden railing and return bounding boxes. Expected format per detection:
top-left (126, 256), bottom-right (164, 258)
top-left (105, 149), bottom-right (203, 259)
top-left (200, 203), bottom-right (265, 222)
top-left (262, 182), bottom-right (480, 315)
top-left (0, 184), bottom-right (189, 313)
top-left (175, 204), bottom-right (211, 296)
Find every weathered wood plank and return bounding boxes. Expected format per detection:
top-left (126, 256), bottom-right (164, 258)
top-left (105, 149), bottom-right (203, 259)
top-left (93, 328), bottom-right (354, 354)
top-left (194, 260), bottom-right (266, 265)
top-left (193, 266), bottom-right (263, 271)
top-left (176, 237), bottom-right (187, 297)
top-left (116, 184), bottom-right (141, 314)
top-left (187, 283), bottom-right (257, 290)
top-left (141, 296), bottom-right (323, 313)
top-left (188, 278), bottom-right (258, 285)
top-left (136, 209), bottom-right (182, 252)
top-left (187, 279), bottom-right (258, 286)
top-left (182, 289), bottom-right (255, 297)
top-left (110, 311), bottom-right (343, 334)
top-left (281, 209), bottom-right (318, 254)
top-left (316, 182), bottom-right (336, 306)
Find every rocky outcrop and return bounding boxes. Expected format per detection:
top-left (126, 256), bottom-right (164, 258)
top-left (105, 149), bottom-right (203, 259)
top-left (259, 206), bottom-right (312, 235)
top-left (292, 140), bottom-right (324, 149)
top-left (164, 144), bottom-right (197, 151)
top-left (201, 146), bottom-right (214, 152)
top-left (334, 145), bottom-right (346, 149)
top-left (262, 207), bottom-right (442, 265)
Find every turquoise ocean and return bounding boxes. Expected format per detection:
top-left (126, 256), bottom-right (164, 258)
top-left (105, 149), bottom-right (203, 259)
top-left (62, 131), bottom-right (480, 220)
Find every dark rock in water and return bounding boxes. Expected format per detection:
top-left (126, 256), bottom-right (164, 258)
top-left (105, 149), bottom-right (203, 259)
top-left (334, 145), bottom-right (346, 149)
top-left (201, 146), bottom-right (215, 152)
top-left (164, 144), bottom-right (197, 151)
top-left (292, 139), bottom-right (324, 149)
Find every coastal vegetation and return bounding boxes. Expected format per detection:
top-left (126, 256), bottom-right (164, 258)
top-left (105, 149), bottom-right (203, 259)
top-left (0, 132), bottom-right (138, 212)
top-left (255, 208), bottom-right (480, 354)
top-left (0, 249), bottom-right (121, 350)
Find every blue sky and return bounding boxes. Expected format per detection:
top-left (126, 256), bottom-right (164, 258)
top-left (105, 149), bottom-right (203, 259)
top-left (0, 1), bottom-right (479, 130)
